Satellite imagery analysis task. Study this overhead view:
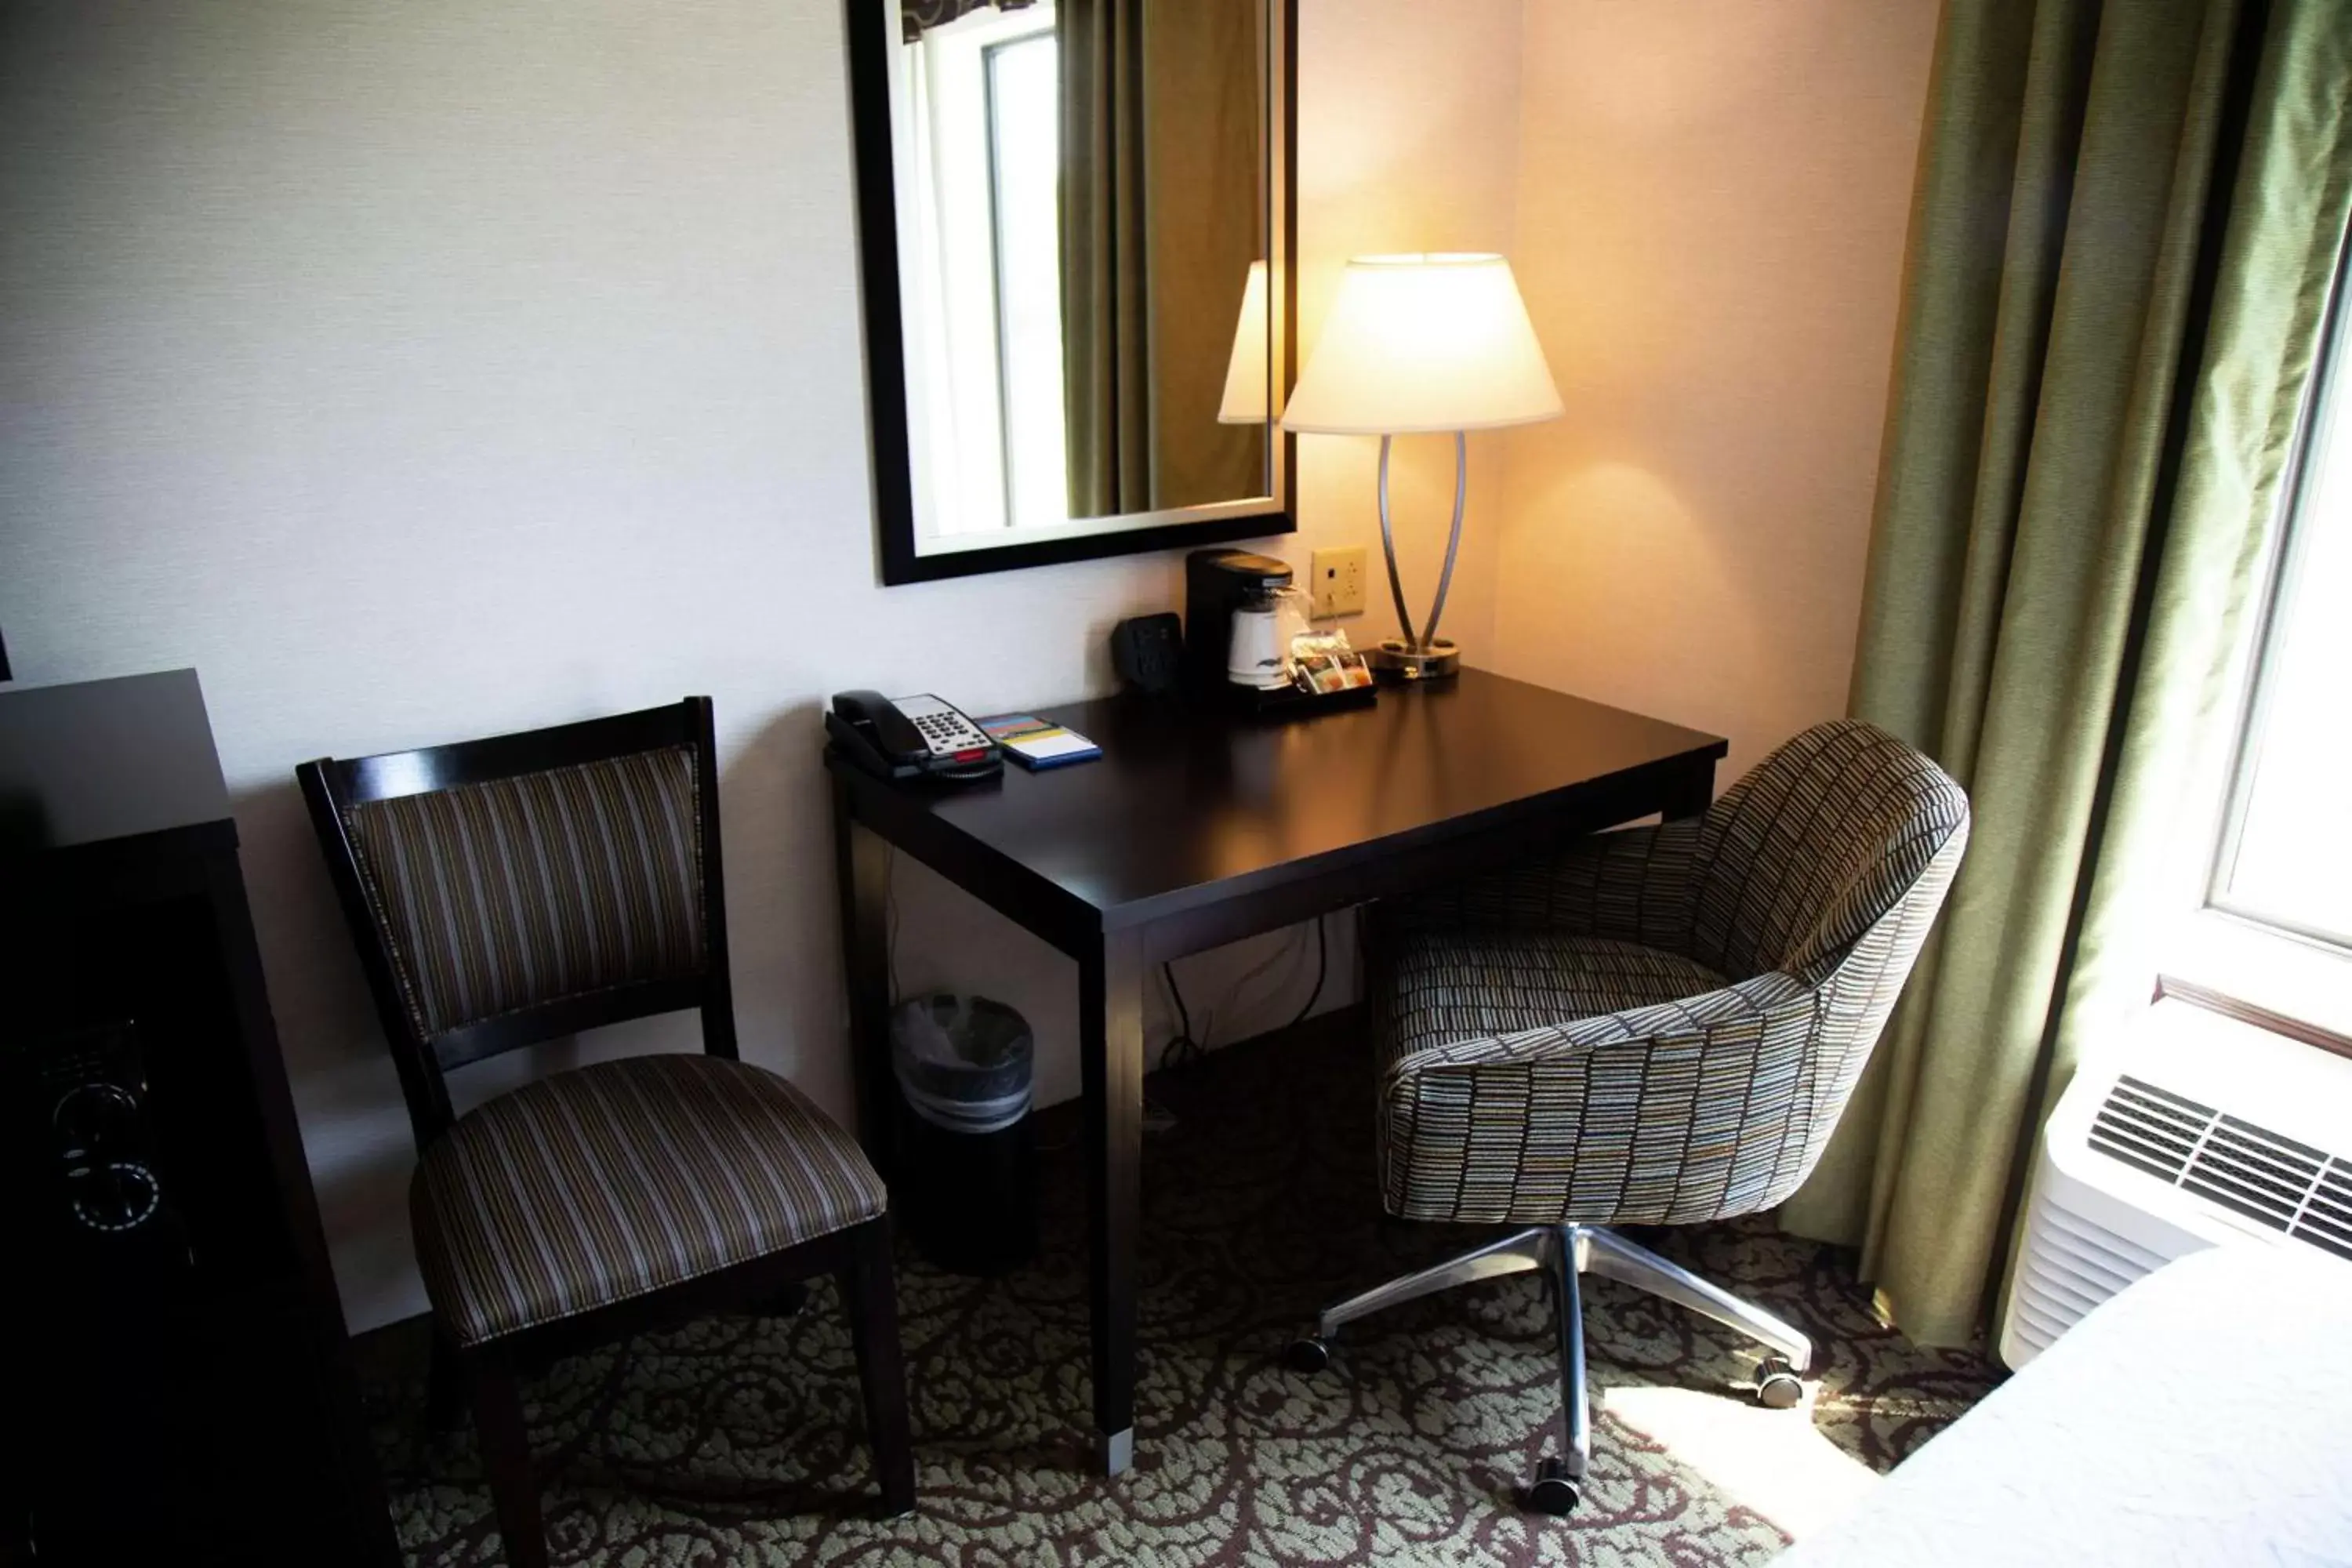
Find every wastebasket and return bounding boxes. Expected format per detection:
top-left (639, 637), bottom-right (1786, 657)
top-left (890, 993), bottom-right (1038, 1276)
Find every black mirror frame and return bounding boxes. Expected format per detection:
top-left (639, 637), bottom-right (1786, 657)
top-left (843, 0), bottom-right (1298, 586)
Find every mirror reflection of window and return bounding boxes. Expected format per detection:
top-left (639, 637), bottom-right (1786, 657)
top-left (984, 32), bottom-right (1069, 532)
top-left (889, 0), bottom-right (1271, 555)
top-left (891, 3), bottom-right (1064, 538)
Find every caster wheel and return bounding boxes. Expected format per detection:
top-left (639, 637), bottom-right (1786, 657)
top-left (1284, 1335), bottom-right (1330, 1375)
top-left (1523, 1455), bottom-right (1581, 1515)
top-left (1755, 1356), bottom-right (1805, 1410)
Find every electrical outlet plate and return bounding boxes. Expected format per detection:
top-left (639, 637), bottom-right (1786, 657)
top-left (1309, 546), bottom-right (1370, 618)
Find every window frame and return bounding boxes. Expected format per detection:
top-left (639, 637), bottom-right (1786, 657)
top-left (2203, 223), bottom-right (2352, 953)
top-left (2162, 215), bottom-right (2352, 1053)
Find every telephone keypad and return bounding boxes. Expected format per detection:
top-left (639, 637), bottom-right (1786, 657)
top-left (895, 695), bottom-right (993, 757)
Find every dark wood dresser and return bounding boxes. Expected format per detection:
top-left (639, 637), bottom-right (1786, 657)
top-left (0, 671), bottom-right (397, 1566)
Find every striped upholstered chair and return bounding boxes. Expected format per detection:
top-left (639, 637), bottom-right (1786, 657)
top-left (1287, 720), bottom-right (1969, 1515)
top-left (299, 699), bottom-right (911, 1568)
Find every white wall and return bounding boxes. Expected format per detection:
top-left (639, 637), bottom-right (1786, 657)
top-left (0, 0), bottom-right (1522, 1330)
top-left (1487, 2), bottom-right (1938, 779)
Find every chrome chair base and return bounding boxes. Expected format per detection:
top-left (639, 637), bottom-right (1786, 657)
top-left (1288, 1224), bottom-right (1813, 1514)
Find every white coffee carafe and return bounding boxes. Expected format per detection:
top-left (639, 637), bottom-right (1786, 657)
top-left (1227, 584), bottom-right (1311, 689)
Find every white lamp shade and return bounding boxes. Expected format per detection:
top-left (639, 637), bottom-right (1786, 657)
top-left (1218, 260), bottom-right (1276, 424)
top-left (1282, 253), bottom-right (1561, 434)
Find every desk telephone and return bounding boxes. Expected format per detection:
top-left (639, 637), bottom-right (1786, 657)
top-left (827, 691), bottom-right (1004, 784)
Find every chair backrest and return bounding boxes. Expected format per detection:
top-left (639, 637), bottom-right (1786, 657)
top-left (1686, 720), bottom-right (1969, 982)
top-left (298, 699), bottom-right (735, 1146)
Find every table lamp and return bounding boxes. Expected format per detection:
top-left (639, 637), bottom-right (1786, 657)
top-left (1282, 253), bottom-right (1561, 681)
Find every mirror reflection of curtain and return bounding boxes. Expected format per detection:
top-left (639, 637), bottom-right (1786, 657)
top-left (901, 0), bottom-right (1034, 44)
top-left (1060, 0), bottom-right (1265, 517)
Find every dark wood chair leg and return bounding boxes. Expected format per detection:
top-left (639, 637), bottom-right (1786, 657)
top-left (468, 1354), bottom-right (550, 1568)
top-left (426, 1330), bottom-right (466, 1433)
top-left (837, 1219), bottom-right (916, 1518)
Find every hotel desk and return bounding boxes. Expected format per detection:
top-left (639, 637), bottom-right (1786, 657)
top-left (827, 668), bottom-right (1726, 1475)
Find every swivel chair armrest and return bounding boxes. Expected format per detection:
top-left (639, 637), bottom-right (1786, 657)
top-left (1382, 968), bottom-right (1813, 1080)
top-left (1376, 970), bottom-right (1824, 1226)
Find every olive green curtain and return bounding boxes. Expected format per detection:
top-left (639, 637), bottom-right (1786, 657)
top-left (1777, 0), bottom-right (2352, 1345)
top-left (1135, 0), bottom-right (1266, 510)
top-left (1059, 0), bottom-right (1263, 517)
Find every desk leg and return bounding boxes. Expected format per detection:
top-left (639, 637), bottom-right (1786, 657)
top-left (832, 776), bottom-right (895, 1173)
top-left (1081, 927), bottom-right (1145, 1476)
top-left (1661, 757), bottom-right (1719, 821)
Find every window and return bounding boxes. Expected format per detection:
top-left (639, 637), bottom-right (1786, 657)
top-left (2212, 307), bottom-right (2352, 947)
top-left (2165, 233), bottom-right (2352, 1046)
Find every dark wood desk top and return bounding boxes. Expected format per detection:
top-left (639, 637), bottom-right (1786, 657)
top-left (833, 669), bottom-right (1724, 935)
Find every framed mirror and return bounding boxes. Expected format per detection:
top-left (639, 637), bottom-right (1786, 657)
top-left (844, 0), bottom-right (1296, 584)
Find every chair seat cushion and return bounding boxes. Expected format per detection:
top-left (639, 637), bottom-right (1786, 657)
top-left (412, 1054), bottom-right (885, 1347)
top-left (1380, 928), bottom-right (1729, 1073)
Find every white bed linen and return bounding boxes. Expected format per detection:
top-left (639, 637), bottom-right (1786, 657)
top-left (1779, 1243), bottom-right (2352, 1567)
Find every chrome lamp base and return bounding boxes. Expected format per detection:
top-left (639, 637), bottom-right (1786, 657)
top-left (1372, 430), bottom-right (1472, 684)
top-left (1367, 638), bottom-right (1461, 682)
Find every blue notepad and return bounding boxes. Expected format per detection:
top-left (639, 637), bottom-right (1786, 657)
top-left (978, 713), bottom-right (1102, 770)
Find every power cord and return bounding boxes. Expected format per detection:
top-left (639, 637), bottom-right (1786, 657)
top-left (1287, 916), bottom-right (1328, 1030)
top-left (1159, 960), bottom-right (1206, 1073)
top-left (1158, 914), bottom-right (1327, 1076)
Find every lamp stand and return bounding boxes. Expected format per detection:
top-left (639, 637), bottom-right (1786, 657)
top-left (1367, 430), bottom-right (1466, 682)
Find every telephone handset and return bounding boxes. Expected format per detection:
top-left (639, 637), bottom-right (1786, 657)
top-left (826, 691), bottom-right (1004, 784)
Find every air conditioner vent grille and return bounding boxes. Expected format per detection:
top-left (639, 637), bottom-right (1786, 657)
top-left (2089, 1076), bottom-right (2352, 1261)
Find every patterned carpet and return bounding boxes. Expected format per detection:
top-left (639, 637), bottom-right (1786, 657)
top-left (356, 1021), bottom-right (2002, 1565)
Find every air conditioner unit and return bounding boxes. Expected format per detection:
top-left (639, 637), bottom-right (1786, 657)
top-left (1998, 998), bottom-right (2352, 1370)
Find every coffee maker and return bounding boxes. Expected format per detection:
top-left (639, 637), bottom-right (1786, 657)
top-left (1183, 549), bottom-right (1295, 697)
